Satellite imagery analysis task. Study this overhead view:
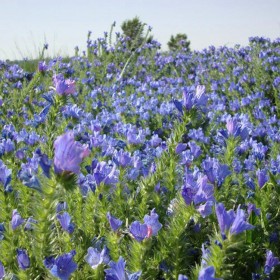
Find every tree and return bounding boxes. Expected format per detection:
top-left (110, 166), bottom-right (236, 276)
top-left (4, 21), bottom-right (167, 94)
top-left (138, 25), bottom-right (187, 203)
top-left (167, 33), bottom-right (191, 52)
top-left (121, 17), bottom-right (152, 50)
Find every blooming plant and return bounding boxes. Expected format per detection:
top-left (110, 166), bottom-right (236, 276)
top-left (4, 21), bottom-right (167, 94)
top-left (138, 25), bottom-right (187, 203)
top-left (0, 26), bottom-right (279, 280)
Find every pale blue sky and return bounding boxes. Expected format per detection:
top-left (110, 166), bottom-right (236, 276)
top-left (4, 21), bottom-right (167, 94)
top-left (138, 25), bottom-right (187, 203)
top-left (1, 0), bottom-right (280, 60)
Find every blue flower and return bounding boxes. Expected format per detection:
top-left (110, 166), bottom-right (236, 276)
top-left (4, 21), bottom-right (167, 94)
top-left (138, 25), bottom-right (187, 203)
top-left (193, 176), bottom-right (214, 205)
top-left (198, 266), bottom-right (221, 280)
top-left (215, 203), bottom-right (236, 235)
top-left (230, 206), bottom-right (255, 235)
top-left (92, 161), bottom-right (119, 186)
top-left (273, 76), bottom-right (280, 87)
top-left (0, 223), bottom-right (4, 240)
top-left (175, 143), bottom-right (188, 154)
top-left (188, 141), bottom-right (201, 158)
top-left (202, 157), bottom-right (231, 187)
top-left (44, 250), bottom-right (77, 280)
top-left (219, 116), bottom-right (249, 140)
top-left (201, 243), bottom-right (211, 267)
top-left (38, 61), bottom-right (48, 72)
top-left (252, 142), bottom-right (268, 161)
top-left (264, 250), bottom-right (280, 275)
top-left (11, 209), bottom-right (25, 230)
top-left (178, 274), bottom-right (188, 280)
top-left (196, 201), bottom-right (214, 218)
top-left (130, 221), bottom-right (149, 242)
top-left (56, 202), bottom-right (68, 213)
top-left (57, 212), bottom-right (75, 234)
top-left (215, 203), bottom-right (254, 236)
top-left (0, 261), bottom-right (5, 279)
top-left (150, 134), bottom-right (162, 147)
top-left (256, 169), bottom-right (268, 188)
top-left (107, 212), bottom-right (123, 231)
top-left (18, 166), bottom-right (41, 191)
top-left (17, 249), bottom-right (30, 270)
top-left (24, 217), bottom-right (38, 231)
top-left (143, 208), bottom-right (162, 236)
top-left (182, 175), bottom-right (215, 217)
top-left (130, 209), bottom-right (162, 242)
top-left (85, 246), bottom-right (110, 269)
top-left (0, 160), bottom-right (12, 191)
top-left (35, 148), bottom-right (52, 178)
top-left (113, 150), bottom-right (132, 167)
top-left (54, 131), bottom-right (90, 174)
top-left (174, 85), bottom-right (208, 113)
top-left (62, 104), bottom-right (83, 119)
top-left (53, 74), bottom-right (76, 95)
top-left (105, 257), bottom-right (141, 280)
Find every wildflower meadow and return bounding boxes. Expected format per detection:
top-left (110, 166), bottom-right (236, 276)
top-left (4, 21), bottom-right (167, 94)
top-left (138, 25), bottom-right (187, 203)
top-left (0, 28), bottom-right (280, 280)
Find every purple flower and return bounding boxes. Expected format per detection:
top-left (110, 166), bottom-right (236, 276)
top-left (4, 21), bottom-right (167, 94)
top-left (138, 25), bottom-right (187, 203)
top-left (0, 160), bottom-right (12, 191)
top-left (54, 131), bottom-right (90, 174)
top-left (38, 61), bottom-right (48, 72)
top-left (44, 250), bottom-right (77, 280)
top-left (264, 250), bottom-right (280, 274)
top-left (35, 148), bottom-right (52, 178)
top-left (57, 212), bottom-right (75, 234)
top-left (178, 275), bottom-right (189, 280)
top-left (93, 161), bottom-right (119, 186)
top-left (226, 118), bottom-right (237, 135)
top-left (225, 117), bottom-right (248, 140)
top-left (0, 261), bottom-right (5, 279)
top-left (184, 85), bottom-right (207, 110)
top-left (201, 243), bottom-right (211, 267)
top-left (24, 217), bottom-right (38, 231)
top-left (130, 221), bottom-right (149, 242)
top-left (44, 256), bottom-right (56, 269)
top-left (202, 157), bottom-right (231, 186)
top-left (17, 249), bottom-right (30, 270)
top-left (53, 74), bottom-right (76, 95)
top-left (11, 209), bottom-right (25, 230)
top-left (273, 76), bottom-right (280, 87)
top-left (114, 150), bottom-right (131, 167)
top-left (215, 203), bottom-right (235, 235)
top-left (107, 212), bottom-right (123, 231)
top-left (230, 206), bottom-right (255, 235)
top-left (150, 134), bottom-right (162, 147)
top-left (247, 203), bottom-right (261, 216)
top-left (198, 266), bottom-right (221, 280)
top-left (85, 246), bottom-right (109, 269)
top-left (182, 174), bottom-right (215, 217)
top-left (197, 201), bottom-right (214, 218)
top-left (56, 202), bottom-right (68, 212)
top-left (175, 143), bottom-right (188, 154)
top-left (256, 169), bottom-right (268, 188)
top-left (174, 85), bottom-right (207, 113)
top-left (105, 257), bottom-right (141, 280)
top-left (215, 203), bottom-right (254, 236)
top-left (130, 209), bottom-right (162, 242)
top-left (182, 186), bottom-right (196, 205)
top-left (252, 142), bottom-right (268, 161)
top-left (85, 248), bottom-right (102, 269)
top-left (193, 176), bottom-right (214, 205)
top-left (188, 141), bottom-right (201, 158)
top-left (143, 209), bottom-right (162, 236)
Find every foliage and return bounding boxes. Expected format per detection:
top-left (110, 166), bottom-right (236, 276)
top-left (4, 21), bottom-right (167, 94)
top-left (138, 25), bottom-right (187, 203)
top-left (0, 27), bottom-right (280, 280)
top-left (121, 17), bottom-right (153, 50)
top-left (167, 33), bottom-right (191, 52)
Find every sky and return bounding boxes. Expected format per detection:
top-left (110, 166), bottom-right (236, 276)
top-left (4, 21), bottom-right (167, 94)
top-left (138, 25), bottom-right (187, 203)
top-left (0, 0), bottom-right (280, 60)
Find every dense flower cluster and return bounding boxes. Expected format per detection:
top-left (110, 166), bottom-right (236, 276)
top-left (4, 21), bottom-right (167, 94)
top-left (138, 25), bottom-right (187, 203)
top-left (0, 31), bottom-right (279, 279)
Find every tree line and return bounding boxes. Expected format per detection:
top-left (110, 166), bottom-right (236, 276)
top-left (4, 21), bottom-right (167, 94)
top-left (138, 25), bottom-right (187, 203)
top-left (121, 16), bottom-right (191, 52)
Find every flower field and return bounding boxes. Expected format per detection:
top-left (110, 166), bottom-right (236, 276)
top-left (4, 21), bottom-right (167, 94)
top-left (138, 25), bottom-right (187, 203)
top-left (0, 33), bottom-right (280, 279)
